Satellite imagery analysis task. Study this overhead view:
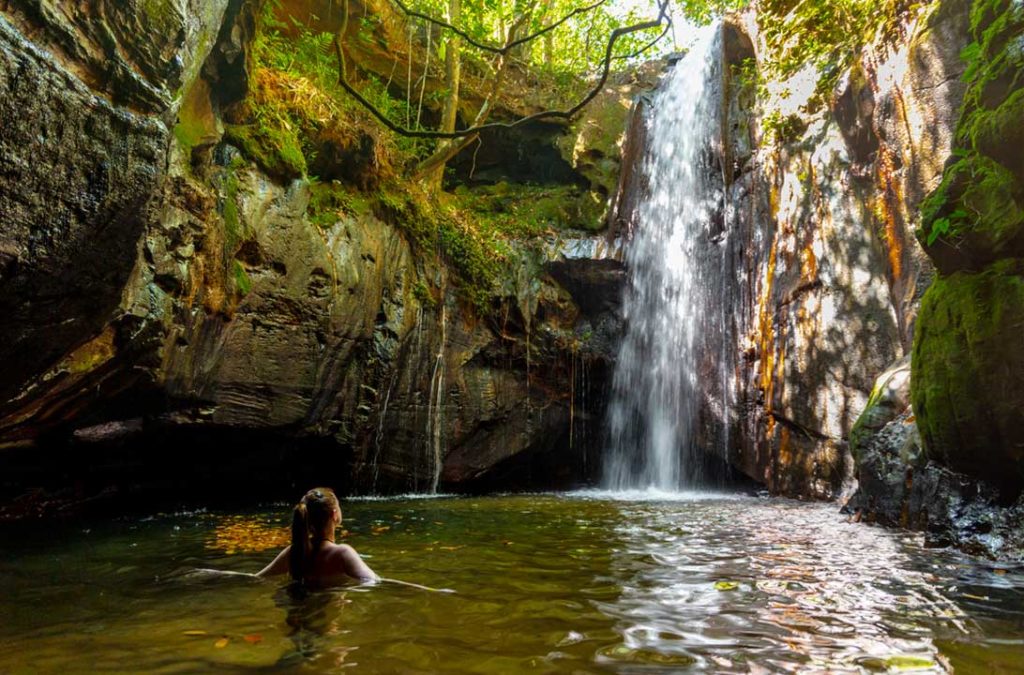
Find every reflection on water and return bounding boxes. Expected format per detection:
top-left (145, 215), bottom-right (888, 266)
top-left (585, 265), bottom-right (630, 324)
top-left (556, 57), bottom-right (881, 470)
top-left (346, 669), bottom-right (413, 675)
top-left (1, 494), bottom-right (1022, 673)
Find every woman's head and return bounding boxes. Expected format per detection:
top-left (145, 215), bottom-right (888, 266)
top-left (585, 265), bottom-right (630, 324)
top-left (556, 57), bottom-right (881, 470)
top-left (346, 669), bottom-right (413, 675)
top-left (289, 487), bottom-right (340, 581)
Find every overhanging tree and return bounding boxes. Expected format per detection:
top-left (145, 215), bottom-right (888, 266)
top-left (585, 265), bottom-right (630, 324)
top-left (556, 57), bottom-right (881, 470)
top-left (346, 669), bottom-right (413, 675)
top-left (333, 0), bottom-right (675, 187)
top-left (332, 0), bottom-right (748, 188)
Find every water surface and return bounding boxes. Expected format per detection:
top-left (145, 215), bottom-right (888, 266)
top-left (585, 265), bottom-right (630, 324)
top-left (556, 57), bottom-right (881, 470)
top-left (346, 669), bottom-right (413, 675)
top-left (1, 493), bottom-right (1022, 672)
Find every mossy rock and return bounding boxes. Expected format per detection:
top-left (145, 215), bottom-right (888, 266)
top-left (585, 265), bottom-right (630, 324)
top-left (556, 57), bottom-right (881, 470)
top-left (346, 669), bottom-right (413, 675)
top-left (850, 357), bottom-right (911, 465)
top-left (969, 88), bottom-right (1024, 175)
top-left (223, 123), bottom-right (306, 182)
top-left (917, 153), bottom-right (1024, 272)
top-left (911, 260), bottom-right (1024, 493)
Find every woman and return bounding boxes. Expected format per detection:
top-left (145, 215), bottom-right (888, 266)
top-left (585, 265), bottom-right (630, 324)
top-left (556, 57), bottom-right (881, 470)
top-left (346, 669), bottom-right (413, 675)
top-left (258, 487), bottom-right (378, 586)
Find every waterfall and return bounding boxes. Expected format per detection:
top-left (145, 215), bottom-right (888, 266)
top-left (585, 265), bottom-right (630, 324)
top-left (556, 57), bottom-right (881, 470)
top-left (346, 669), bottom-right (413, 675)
top-left (603, 25), bottom-right (730, 491)
top-left (427, 300), bottom-right (447, 494)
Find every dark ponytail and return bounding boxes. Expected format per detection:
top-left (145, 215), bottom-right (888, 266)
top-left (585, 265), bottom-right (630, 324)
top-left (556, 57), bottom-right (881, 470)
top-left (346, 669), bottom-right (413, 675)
top-left (290, 502), bottom-right (311, 581)
top-left (289, 488), bottom-right (340, 582)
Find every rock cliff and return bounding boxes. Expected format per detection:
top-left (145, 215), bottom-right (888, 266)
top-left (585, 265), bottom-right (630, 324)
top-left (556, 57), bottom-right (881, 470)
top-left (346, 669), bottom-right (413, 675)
top-left (0, 0), bottom-right (631, 513)
top-left (611, 1), bottom-right (971, 500)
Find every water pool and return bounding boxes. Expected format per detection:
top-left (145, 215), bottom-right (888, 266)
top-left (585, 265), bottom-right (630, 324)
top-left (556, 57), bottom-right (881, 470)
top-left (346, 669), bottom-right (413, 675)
top-left (1, 493), bottom-right (1022, 673)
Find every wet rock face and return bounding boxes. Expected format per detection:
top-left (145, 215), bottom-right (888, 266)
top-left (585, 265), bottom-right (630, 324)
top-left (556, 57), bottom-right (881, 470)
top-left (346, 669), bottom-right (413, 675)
top-left (847, 405), bottom-right (1024, 562)
top-left (0, 0), bottom-right (623, 507)
top-left (607, 4), bottom-right (971, 499)
top-left (0, 18), bottom-right (163, 407)
top-left (912, 0), bottom-right (1024, 497)
top-left (0, 2), bottom-right (228, 425)
top-left (1, 0), bottom-right (231, 112)
top-left (748, 2), bottom-right (972, 499)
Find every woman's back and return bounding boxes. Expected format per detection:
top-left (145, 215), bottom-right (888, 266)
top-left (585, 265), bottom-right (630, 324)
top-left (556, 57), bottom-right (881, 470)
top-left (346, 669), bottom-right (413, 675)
top-left (257, 488), bottom-right (377, 586)
top-left (301, 541), bottom-right (377, 586)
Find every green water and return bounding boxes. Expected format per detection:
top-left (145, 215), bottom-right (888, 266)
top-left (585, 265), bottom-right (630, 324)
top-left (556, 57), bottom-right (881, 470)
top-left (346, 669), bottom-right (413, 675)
top-left (1, 492), bottom-right (1022, 673)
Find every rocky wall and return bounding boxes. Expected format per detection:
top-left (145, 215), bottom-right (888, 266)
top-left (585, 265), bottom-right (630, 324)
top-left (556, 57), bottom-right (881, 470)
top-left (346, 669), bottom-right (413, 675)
top-left (845, 0), bottom-right (1024, 560)
top-left (610, 1), bottom-right (971, 499)
top-left (0, 0), bottom-right (625, 514)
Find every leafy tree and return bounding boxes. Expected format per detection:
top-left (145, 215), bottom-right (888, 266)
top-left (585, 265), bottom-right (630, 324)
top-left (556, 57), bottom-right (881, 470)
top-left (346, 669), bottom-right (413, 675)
top-left (333, 0), bottom-right (750, 188)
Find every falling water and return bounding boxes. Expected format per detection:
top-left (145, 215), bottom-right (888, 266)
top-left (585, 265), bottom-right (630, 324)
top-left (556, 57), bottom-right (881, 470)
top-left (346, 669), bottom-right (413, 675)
top-left (427, 300), bottom-right (447, 494)
top-left (604, 26), bottom-right (729, 491)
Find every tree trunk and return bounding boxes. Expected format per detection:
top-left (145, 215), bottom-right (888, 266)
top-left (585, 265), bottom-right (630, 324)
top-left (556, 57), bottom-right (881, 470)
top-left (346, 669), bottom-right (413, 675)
top-left (423, 0), bottom-right (462, 190)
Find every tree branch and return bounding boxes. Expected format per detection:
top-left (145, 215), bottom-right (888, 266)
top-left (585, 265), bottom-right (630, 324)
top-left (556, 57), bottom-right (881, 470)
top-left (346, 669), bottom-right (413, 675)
top-left (390, 0), bottom-right (608, 56)
top-left (613, 18), bottom-right (672, 61)
top-left (335, 0), bottom-right (671, 140)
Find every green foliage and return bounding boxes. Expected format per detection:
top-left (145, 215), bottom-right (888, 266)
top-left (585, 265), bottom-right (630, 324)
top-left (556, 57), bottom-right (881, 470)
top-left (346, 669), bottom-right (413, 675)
top-left (916, 0), bottom-right (1024, 260)
top-left (926, 209), bottom-right (969, 246)
top-left (413, 279), bottom-right (438, 308)
top-left (389, 0), bottom-right (752, 112)
top-left (757, 0), bottom-right (912, 102)
top-left (761, 110), bottom-right (806, 144)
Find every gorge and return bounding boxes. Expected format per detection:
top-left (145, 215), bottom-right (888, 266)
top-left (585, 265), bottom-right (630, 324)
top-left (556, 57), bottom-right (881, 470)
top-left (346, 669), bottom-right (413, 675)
top-left (3, 0), bottom-right (1024, 670)
top-left (1, 0), bottom-right (1023, 557)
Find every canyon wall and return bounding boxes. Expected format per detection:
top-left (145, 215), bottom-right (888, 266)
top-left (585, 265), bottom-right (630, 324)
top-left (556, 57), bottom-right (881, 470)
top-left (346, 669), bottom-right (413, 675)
top-left (609, 1), bottom-right (971, 500)
top-left (0, 0), bottom-right (630, 512)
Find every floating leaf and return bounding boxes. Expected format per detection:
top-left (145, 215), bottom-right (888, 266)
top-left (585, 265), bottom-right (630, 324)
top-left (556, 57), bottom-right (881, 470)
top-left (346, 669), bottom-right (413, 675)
top-left (243, 634), bottom-right (263, 644)
top-left (214, 638), bottom-right (229, 648)
top-left (715, 581), bottom-right (740, 591)
top-left (183, 630), bottom-right (207, 637)
top-left (206, 517), bottom-right (289, 553)
top-left (886, 655), bottom-right (936, 670)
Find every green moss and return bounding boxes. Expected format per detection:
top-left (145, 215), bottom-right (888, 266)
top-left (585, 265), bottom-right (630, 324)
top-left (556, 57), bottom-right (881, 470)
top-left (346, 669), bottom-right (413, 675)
top-left (140, 0), bottom-right (183, 36)
top-left (438, 218), bottom-right (501, 313)
top-left (224, 122), bottom-right (306, 182)
top-left (921, 153), bottom-right (1023, 247)
top-left (452, 184), bottom-right (604, 236)
top-left (308, 180), bottom-right (369, 229)
top-left (222, 169), bottom-right (242, 252)
top-left (412, 280), bottom-right (437, 309)
top-left (850, 383), bottom-right (887, 465)
top-left (173, 115), bottom-right (205, 155)
top-left (967, 88), bottom-right (1024, 173)
top-left (911, 260), bottom-right (1024, 485)
top-left (232, 260), bottom-right (252, 296)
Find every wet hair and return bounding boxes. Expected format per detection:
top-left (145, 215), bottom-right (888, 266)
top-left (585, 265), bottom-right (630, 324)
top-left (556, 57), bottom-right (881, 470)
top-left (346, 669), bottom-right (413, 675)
top-left (289, 487), bottom-right (340, 582)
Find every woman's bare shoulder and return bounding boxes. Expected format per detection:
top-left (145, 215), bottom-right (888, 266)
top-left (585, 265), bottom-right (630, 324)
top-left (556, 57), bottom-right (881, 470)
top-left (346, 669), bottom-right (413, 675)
top-left (324, 542), bottom-right (377, 581)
